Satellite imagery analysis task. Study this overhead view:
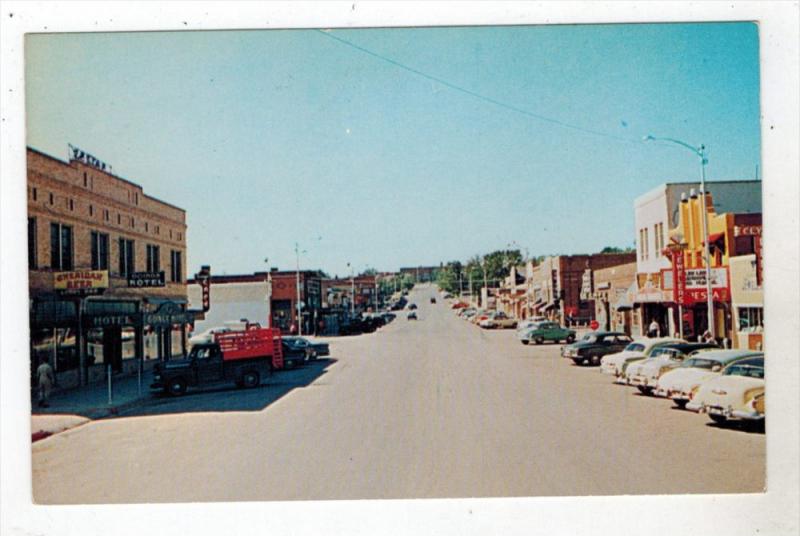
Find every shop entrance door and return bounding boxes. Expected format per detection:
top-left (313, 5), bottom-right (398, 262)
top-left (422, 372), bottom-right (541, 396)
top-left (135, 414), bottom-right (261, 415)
top-left (103, 326), bottom-right (123, 373)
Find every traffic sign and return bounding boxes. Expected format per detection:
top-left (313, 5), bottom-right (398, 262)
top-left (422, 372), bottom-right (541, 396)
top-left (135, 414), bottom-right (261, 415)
top-left (590, 320), bottom-right (599, 330)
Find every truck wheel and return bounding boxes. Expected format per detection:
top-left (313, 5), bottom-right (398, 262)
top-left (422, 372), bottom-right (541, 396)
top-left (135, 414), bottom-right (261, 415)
top-left (167, 378), bottom-right (187, 397)
top-left (242, 370), bottom-right (260, 388)
top-left (521, 340), bottom-right (530, 345)
top-left (534, 337), bottom-right (544, 345)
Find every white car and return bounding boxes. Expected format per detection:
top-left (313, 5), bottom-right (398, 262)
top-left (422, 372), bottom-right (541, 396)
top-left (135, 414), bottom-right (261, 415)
top-left (625, 342), bottom-right (718, 394)
top-left (188, 326), bottom-right (233, 346)
top-left (600, 337), bottom-right (683, 380)
top-left (686, 355), bottom-right (764, 422)
top-left (654, 349), bottom-right (762, 409)
top-left (516, 317), bottom-right (547, 333)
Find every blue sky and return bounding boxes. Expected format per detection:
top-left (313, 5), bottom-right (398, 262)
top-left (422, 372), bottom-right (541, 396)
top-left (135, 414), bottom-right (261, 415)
top-left (25, 23), bottom-right (761, 277)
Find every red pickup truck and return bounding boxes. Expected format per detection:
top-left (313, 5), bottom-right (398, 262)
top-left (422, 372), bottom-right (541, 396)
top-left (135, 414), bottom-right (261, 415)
top-left (151, 327), bottom-right (284, 396)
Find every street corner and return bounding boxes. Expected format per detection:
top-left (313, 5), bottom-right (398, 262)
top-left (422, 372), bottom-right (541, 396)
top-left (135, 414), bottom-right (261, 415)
top-left (31, 414), bottom-right (90, 442)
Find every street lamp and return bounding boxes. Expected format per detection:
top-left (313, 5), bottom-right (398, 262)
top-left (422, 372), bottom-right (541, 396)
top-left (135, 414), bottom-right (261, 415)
top-left (294, 243), bottom-right (307, 336)
top-left (347, 262), bottom-right (355, 316)
top-left (644, 134), bottom-right (715, 338)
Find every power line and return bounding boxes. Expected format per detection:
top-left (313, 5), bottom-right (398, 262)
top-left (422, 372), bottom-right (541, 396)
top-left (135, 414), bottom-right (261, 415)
top-left (315, 29), bottom-right (641, 146)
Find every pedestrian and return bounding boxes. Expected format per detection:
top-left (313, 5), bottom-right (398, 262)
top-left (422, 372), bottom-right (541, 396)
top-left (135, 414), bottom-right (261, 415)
top-left (36, 357), bottom-right (55, 408)
top-left (702, 329), bottom-right (715, 345)
top-left (647, 319), bottom-right (660, 338)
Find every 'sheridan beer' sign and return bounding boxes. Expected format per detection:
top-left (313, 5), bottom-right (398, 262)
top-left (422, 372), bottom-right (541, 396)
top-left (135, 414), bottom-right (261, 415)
top-left (54, 270), bottom-right (109, 296)
top-left (127, 271), bottom-right (166, 288)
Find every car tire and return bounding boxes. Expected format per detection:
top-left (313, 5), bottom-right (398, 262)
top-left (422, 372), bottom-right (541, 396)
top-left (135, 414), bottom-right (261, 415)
top-left (637, 386), bottom-right (652, 395)
top-left (590, 354), bottom-right (601, 366)
top-left (166, 377), bottom-right (187, 397)
top-left (521, 340), bottom-right (530, 345)
top-left (566, 334), bottom-right (575, 343)
top-left (242, 370), bottom-right (260, 388)
top-left (534, 337), bottom-right (544, 345)
top-left (709, 414), bottom-right (727, 424)
top-left (674, 399), bottom-right (688, 409)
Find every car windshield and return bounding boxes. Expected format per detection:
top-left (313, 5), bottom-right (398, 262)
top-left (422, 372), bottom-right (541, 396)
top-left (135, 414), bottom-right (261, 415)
top-left (723, 363), bottom-right (765, 378)
top-left (650, 348), bottom-right (681, 359)
top-left (582, 335), bottom-right (598, 343)
top-left (624, 343), bottom-right (645, 352)
top-left (682, 358), bottom-right (717, 369)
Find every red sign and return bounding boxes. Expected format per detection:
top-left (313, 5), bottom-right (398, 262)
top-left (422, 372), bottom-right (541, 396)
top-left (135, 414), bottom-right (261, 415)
top-left (684, 287), bottom-right (730, 303)
top-left (590, 320), bottom-right (599, 330)
top-left (754, 235), bottom-right (763, 287)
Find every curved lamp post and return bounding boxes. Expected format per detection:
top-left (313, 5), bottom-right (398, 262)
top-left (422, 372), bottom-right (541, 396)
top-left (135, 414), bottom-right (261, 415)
top-left (644, 135), bottom-right (715, 338)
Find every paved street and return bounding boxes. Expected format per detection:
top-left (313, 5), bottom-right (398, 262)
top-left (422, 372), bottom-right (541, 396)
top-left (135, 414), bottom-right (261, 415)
top-left (32, 285), bottom-right (764, 504)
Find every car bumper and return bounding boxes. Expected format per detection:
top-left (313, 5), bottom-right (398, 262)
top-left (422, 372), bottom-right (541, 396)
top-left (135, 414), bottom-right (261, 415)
top-left (731, 409), bottom-right (765, 421)
top-left (685, 400), bottom-right (703, 412)
top-left (628, 375), bottom-right (655, 388)
top-left (600, 363), bottom-right (617, 375)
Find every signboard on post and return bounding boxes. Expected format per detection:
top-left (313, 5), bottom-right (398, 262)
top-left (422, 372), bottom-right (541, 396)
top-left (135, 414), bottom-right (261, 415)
top-left (127, 271), bottom-right (165, 288)
top-left (54, 270), bottom-right (109, 296)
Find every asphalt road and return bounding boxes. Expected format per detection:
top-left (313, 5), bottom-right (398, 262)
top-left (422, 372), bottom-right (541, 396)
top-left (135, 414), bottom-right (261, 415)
top-left (32, 285), bottom-right (765, 503)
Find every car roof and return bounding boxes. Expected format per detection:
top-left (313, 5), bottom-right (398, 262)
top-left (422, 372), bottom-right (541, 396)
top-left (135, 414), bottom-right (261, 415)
top-left (725, 356), bottom-right (764, 368)
top-left (691, 349), bottom-right (764, 363)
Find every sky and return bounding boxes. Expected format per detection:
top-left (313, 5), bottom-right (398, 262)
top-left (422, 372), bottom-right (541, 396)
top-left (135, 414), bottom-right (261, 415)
top-left (25, 22), bottom-right (762, 277)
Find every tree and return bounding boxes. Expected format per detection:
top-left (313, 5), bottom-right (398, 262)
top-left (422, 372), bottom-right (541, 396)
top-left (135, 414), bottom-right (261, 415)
top-left (599, 246), bottom-right (635, 254)
top-left (436, 261), bottom-right (464, 294)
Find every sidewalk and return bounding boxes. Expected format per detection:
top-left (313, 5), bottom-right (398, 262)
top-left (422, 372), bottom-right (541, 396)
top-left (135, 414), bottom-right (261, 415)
top-left (32, 369), bottom-right (154, 420)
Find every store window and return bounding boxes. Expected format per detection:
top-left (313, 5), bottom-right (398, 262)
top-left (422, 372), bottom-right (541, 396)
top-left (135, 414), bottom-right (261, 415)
top-left (50, 222), bottom-right (73, 270)
top-left (91, 231), bottom-right (109, 270)
top-left (146, 244), bottom-right (160, 273)
top-left (738, 307), bottom-right (764, 332)
top-left (119, 238), bottom-right (135, 277)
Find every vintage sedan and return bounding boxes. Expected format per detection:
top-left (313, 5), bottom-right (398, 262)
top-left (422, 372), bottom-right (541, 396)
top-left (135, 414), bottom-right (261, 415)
top-left (625, 342), bottom-right (718, 394)
top-left (282, 336), bottom-right (330, 360)
top-left (654, 349), bottom-right (763, 409)
top-left (518, 321), bottom-right (576, 345)
top-left (600, 337), bottom-right (684, 380)
top-left (479, 311), bottom-right (517, 329)
top-left (686, 355), bottom-right (765, 423)
top-left (561, 331), bottom-right (633, 366)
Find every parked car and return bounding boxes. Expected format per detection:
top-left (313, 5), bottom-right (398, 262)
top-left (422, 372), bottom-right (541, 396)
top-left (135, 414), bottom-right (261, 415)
top-left (516, 318), bottom-right (548, 333)
top-left (517, 321), bottom-right (575, 345)
top-left (624, 342), bottom-right (719, 394)
top-left (282, 336), bottom-right (330, 360)
top-left (599, 337), bottom-right (684, 380)
top-left (561, 331), bottom-right (633, 366)
top-left (479, 311), bottom-right (518, 329)
top-left (451, 302), bottom-right (469, 309)
top-left (471, 311), bottom-right (491, 324)
top-left (654, 349), bottom-right (763, 409)
top-left (430, 297), bottom-right (436, 304)
top-left (408, 311), bottom-right (418, 320)
top-left (281, 337), bottom-right (315, 364)
top-left (686, 355), bottom-right (765, 423)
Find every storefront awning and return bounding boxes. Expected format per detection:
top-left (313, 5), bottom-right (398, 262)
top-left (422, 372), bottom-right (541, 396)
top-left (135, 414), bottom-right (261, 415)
top-left (703, 232), bottom-right (725, 245)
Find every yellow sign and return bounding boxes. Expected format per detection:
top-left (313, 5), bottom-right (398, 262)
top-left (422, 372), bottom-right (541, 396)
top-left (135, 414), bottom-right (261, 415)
top-left (54, 270), bottom-right (109, 293)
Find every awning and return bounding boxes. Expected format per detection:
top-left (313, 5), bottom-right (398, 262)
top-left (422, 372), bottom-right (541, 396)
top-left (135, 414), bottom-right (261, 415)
top-left (614, 295), bottom-right (633, 311)
top-left (703, 232), bottom-right (725, 245)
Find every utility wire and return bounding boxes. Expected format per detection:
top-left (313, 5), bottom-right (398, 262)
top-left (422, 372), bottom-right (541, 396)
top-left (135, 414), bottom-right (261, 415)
top-left (315, 29), bottom-right (641, 146)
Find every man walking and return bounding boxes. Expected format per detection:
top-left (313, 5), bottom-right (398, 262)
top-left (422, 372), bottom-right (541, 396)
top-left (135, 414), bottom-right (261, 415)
top-left (647, 319), bottom-right (661, 338)
top-left (36, 358), bottom-right (55, 408)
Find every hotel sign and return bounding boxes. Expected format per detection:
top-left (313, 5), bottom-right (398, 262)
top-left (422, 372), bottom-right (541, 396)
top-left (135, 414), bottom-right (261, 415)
top-left (127, 271), bottom-right (166, 288)
top-left (54, 270), bottom-right (109, 296)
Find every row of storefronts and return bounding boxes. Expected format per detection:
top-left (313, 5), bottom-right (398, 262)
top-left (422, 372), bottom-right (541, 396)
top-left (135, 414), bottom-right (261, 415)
top-left (492, 180), bottom-right (763, 349)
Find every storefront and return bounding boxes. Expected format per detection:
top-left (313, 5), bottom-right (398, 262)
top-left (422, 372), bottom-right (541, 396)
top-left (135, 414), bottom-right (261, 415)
top-left (31, 292), bottom-right (193, 389)
top-left (729, 254), bottom-right (763, 350)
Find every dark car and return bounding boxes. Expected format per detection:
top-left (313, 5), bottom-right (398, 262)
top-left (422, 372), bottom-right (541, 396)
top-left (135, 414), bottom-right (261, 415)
top-left (561, 331), bottom-right (633, 366)
top-left (408, 311), bottom-right (418, 320)
top-left (408, 303), bottom-right (417, 310)
top-left (283, 336), bottom-right (330, 360)
top-left (281, 338), bottom-right (310, 368)
top-left (430, 297), bottom-right (436, 304)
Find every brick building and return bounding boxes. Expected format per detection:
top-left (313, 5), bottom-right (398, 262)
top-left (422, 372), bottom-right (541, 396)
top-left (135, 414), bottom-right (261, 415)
top-left (321, 275), bottom-right (378, 311)
top-left (27, 146), bottom-right (189, 388)
top-left (592, 261), bottom-right (638, 334)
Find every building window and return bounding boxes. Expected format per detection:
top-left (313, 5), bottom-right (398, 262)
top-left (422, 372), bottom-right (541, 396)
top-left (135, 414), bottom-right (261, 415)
top-left (170, 250), bottom-right (182, 283)
top-left (69, 199), bottom-right (74, 211)
top-left (104, 209), bottom-right (110, 222)
top-left (50, 223), bottom-right (73, 270)
top-left (169, 229), bottom-right (173, 239)
top-left (28, 217), bottom-right (37, 269)
top-left (119, 238), bottom-right (135, 278)
top-left (89, 204), bottom-right (94, 217)
top-left (737, 307), bottom-right (763, 331)
top-left (135, 192), bottom-right (139, 205)
top-left (643, 228), bottom-right (649, 260)
top-left (177, 231), bottom-right (182, 241)
top-left (145, 222), bottom-right (149, 232)
top-left (117, 214), bottom-right (121, 225)
top-left (91, 231), bottom-right (109, 270)
top-left (83, 172), bottom-right (88, 187)
top-left (155, 225), bottom-right (160, 235)
top-left (32, 187), bottom-right (37, 201)
top-left (146, 244), bottom-right (160, 273)
top-left (49, 192), bottom-right (54, 205)
top-left (131, 216), bottom-right (135, 228)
